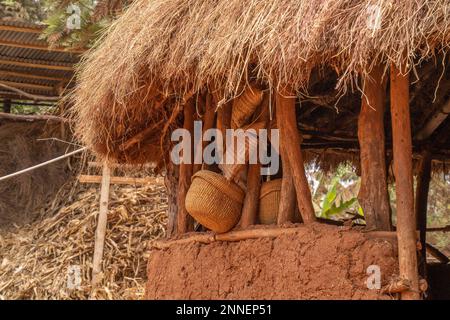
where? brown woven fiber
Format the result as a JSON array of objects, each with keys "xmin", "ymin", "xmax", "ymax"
[
  {"xmin": 259, "ymin": 179, "xmax": 282, "ymax": 224},
  {"xmin": 185, "ymin": 170, "xmax": 245, "ymax": 233},
  {"xmin": 231, "ymin": 84, "xmax": 263, "ymax": 129}
]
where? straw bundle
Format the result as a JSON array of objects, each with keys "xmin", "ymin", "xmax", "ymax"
[
  {"xmin": 0, "ymin": 181, "xmax": 167, "ymax": 300},
  {"xmin": 185, "ymin": 170, "xmax": 245, "ymax": 233}
]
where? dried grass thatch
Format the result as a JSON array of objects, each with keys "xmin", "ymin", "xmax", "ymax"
[
  {"xmin": 0, "ymin": 181, "xmax": 167, "ymax": 300},
  {"xmin": 72, "ymin": 0, "xmax": 450, "ymax": 164}
]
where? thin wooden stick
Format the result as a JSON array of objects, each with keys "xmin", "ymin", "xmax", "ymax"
[
  {"xmin": 78, "ymin": 175, "xmax": 164, "ymax": 185},
  {"xmin": 0, "ymin": 112, "xmax": 67, "ymax": 122},
  {"xmin": 358, "ymin": 65, "xmax": 391, "ymax": 231},
  {"xmin": 276, "ymin": 89, "xmax": 316, "ymax": 224},
  {"xmin": 91, "ymin": 164, "xmax": 111, "ymax": 287},
  {"xmin": 390, "ymin": 62, "xmax": 420, "ymax": 300}
]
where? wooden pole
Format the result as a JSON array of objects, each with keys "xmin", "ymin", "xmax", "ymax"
[
  {"xmin": 91, "ymin": 164, "xmax": 111, "ymax": 287},
  {"xmin": 390, "ymin": 63, "xmax": 420, "ymax": 300},
  {"xmin": 194, "ymin": 93, "xmax": 216, "ymax": 173},
  {"xmin": 240, "ymin": 163, "xmax": 262, "ymax": 227},
  {"xmin": 276, "ymin": 101, "xmax": 297, "ymax": 224},
  {"xmin": 415, "ymin": 149, "xmax": 432, "ymax": 278},
  {"xmin": 275, "ymin": 89, "xmax": 316, "ymax": 224},
  {"xmin": 177, "ymin": 99, "xmax": 195, "ymax": 234},
  {"xmin": 240, "ymin": 92, "xmax": 271, "ymax": 227},
  {"xmin": 357, "ymin": 65, "xmax": 391, "ymax": 231},
  {"xmin": 165, "ymin": 161, "xmax": 179, "ymax": 237}
]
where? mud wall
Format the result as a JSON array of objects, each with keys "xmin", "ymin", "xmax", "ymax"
[{"xmin": 146, "ymin": 224, "xmax": 399, "ymax": 300}]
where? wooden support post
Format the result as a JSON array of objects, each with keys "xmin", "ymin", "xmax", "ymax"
[
  {"xmin": 240, "ymin": 92, "xmax": 270, "ymax": 228},
  {"xmin": 276, "ymin": 90, "xmax": 316, "ymax": 224},
  {"xmin": 240, "ymin": 163, "xmax": 262, "ymax": 227},
  {"xmin": 415, "ymin": 149, "xmax": 432, "ymax": 278},
  {"xmin": 91, "ymin": 164, "xmax": 111, "ymax": 287},
  {"xmin": 276, "ymin": 102, "xmax": 297, "ymax": 224},
  {"xmin": 177, "ymin": 99, "xmax": 195, "ymax": 234},
  {"xmin": 3, "ymin": 99, "xmax": 11, "ymax": 113},
  {"xmin": 390, "ymin": 63, "xmax": 420, "ymax": 300},
  {"xmin": 358, "ymin": 65, "xmax": 391, "ymax": 231}
]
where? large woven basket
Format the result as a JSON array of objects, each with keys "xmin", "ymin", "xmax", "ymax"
[
  {"xmin": 231, "ymin": 85, "xmax": 263, "ymax": 129},
  {"xmin": 185, "ymin": 170, "xmax": 245, "ymax": 233},
  {"xmin": 259, "ymin": 179, "xmax": 282, "ymax": 224}
]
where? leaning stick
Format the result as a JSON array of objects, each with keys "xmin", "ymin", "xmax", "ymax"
[{"xmin": 91, "ymin": 164, "xmax": 111, "ymax": 288}]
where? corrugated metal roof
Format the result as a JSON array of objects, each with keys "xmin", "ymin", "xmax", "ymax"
[{"xmin": 0, "ymin": 20, "xmax": 82, "ymax": 101}]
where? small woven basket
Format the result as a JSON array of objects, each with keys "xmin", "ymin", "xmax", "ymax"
[
  {"xmin": 231, "ymin": 85, "xmax": 263, "ymax": 129},
  {"xmin": 258, "ymin": 179, "xmax": 282, "ymax": 224},
  {"xmin": 185, "ymin": 170, "xmax": 245, "ymax": 233}
]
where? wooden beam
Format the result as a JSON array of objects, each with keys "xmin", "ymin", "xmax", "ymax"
[
  {"xmin": 426, "ymin": 243, "xmax": 450, "ymax": 264},
  {"xmin": 390, "ymin": 62, "xmax": 420, "ymax": 300},
  {"xmin": 276, "ymin": 89, "xmax": 316, "ymax": 224},
  {"xmin": 0, "ymin": 70, "xmax": 67, "ymax": 82},
  {"xmin": 415, "ymin": 99, "xmax": 450, "ymax": 140},
  {"xmin": 0, "ymin": 25, "xmax": 43, "ymax": 34},
  {"xmin": 0, "ymin": 82, "xmax": 59, "ymax": 101},
  {"xmin": 0, "ymin": 58, "xmax": 73, "ymax": 71},
  {"xmin": 0, "ymin": 80, "xmax": 54, "ymax": 91},
  {"xmin": 357, "ymin": 65, "xmax": 391, "ymax": 231},
  {"xmin": 0, "ymin": 39, "xmax": 84, "ymax": 54},
  {"xmin": 0, "ymin": 112, "xmax": 66, "ymax": 122},
  {"xmin": 78, "ymin": 175, "xmax": 163, "ymax": 185},
  {"xmin": 177, "ymin": 99, "xmax": 195, "ymax": 234},
  {"xmin": 415, "ymin": 149, "xmax": 432, "ymax": 278}
]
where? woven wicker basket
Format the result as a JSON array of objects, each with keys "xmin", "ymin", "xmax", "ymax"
[
  {"xmin": 259, "ymin": 179, "xmax": 282, "ymax": 224},
  {"xmin": 231, "ymin": 85, "xmax": 263, "ymax": 129},
  {"xmin": 185, "ymin": 170, "xmax": 245, "ymax": 233}
]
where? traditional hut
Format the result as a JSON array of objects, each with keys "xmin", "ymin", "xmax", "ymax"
[{"xmin": 71, "ymin": 0, "xmax": 450, "ymax": 300}]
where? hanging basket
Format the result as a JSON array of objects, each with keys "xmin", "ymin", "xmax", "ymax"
[
  {"xmin": 231, "ymin": 84, "xmax": 263, "ymax": 129},
  {"xmin": 258, "ymin": 179, "xmax": 282, "ymax": 224},
  {"xmin": 185, "ymin": 170, "xmax": 245, "ymax": 233}
]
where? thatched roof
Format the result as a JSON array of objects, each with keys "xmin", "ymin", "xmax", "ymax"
[{"xmin": 71, "ymin": 0, "xmax": 450, "ymax": 165}]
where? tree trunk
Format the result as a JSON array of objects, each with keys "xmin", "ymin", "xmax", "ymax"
[
  {"xmin": 358, "ymin": 65, "xmax": 391, "ymax": 231},
  {"xmin": 275, "ymin": 90, "xmax": 316, "ymax": 224},
  {"xmin": 276, "ymin": 118, "xmax": 297, "ymax": 224},
  {"xmin": 390, "ymin": 63, "xmax": 420, "ymax": 300}
]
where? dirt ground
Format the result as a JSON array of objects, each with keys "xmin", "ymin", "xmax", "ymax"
[{"xmin": 146, "ymin": 223, "xmax": 399, "ymax": 300}]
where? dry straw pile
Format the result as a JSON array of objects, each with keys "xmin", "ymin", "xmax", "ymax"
[
  {"xmin": 71, "ymin": 0, "xmax": 449, "ymax": 164},
  {"xmin": 0, "ymin": 182, "xmax": 167, "ymax": 300}
]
